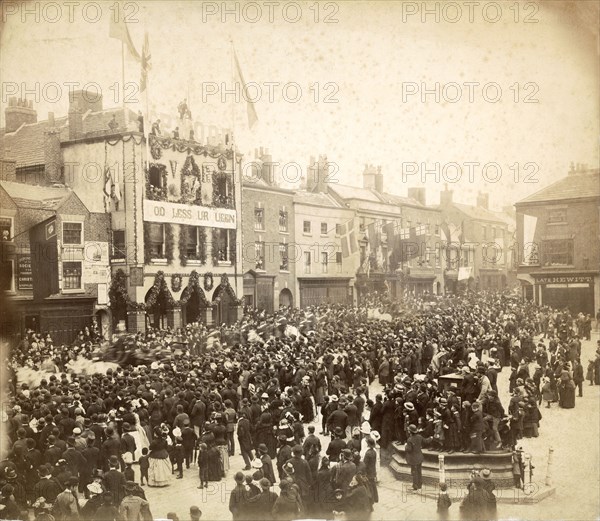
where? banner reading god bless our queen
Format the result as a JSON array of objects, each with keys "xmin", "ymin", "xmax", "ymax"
[{"xmin": 143, "ymin": 200, "xmax": 237, "ymax": 229}]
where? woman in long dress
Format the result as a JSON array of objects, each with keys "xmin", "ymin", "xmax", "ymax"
[
  {"xmin": 147, "ymin": 428, "xmax": 172, "ymax": 487},
  {"xmin": 212, "ymin": 414, "xmax": 229, "ymax": 476},
  {"xmin": 130, "ymin": 409, "xmax": 150, "ymax": 462}
]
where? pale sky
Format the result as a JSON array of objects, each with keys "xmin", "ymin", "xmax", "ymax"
[{"xmin": 1, "ymin": 0, "xmax": 598, "ymax": 210}]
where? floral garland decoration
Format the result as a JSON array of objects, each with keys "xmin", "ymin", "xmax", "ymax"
[
  {"xmin": 165, "ymin": 224, "xmax": 174, "ymax": 264},
  {"xmin": 143, "ymin": 222, "xmax": 152, "ymax": 264},
  {"xmin": 109, "ymin": 269, "xmax": 146, "ymax": 311},
  {"xmin": 204, "ymin": 272, "xmax": 214, "ymax": 291},
  {"xmin": 150, "ymin": 134, "xmax": 234, "ymax": 159},
  {"xmin": 179, "ymin": 224, "xmax": 189, "ymax": 266}
]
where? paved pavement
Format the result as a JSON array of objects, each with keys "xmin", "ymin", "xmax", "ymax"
[{"xmin": 135, "ymin": 332, "xmax": 600, "ymax": 520}]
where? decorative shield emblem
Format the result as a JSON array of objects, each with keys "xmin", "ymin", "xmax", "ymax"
[
  {"xmin": 217, "ymin": 156, "xmax": 227, "ymax": 171},
  {"xmin": 172, "ymin": 274, "xmax": 182, "ymax": 293}
]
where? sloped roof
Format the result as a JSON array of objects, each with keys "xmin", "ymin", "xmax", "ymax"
[
  {"xmin": 379, "ymin": 192, "xmax": 434, "ymax": 210},
  {"xmin": 0, "ymin": 180, "xmax": 72, "ymax": 210},
  {"xmin": 1, "ymin": 117, "xmax": 69, "ymax": 167},
  {"xmin": 516, "ymin": 170, "xmax": 600, "ymax": 205},
  {"xmin": 451, "ymin": 203, "xmax": 506, "ymax": 224},
  {"xmin": 293, "ymin": 190, "xmax": 341, "ymax": 208},
  {"xmin": 1, "ymin": 107, "xmax": 138, "ymax": 167},
  {"xmin": 81, "ymin": 107, "xmax": 138, "ymax": 135},
  {"xmin": 242, "ymin": 178, "xmax": 295, "ymax": 194},
  {"xmin": 329, "ymin": 184, "xmax": 383, "ymax": 203}
]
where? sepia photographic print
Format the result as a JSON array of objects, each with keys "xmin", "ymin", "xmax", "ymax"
[{"xmin": 0, "ymin": 1, "xmax": 599, "ymax": 520}]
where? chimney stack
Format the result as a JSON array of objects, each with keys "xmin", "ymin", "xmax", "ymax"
[
  {"xmin": 260, "ymin": 148, "xmax": 275, "ymax": 186},
  {"xmin": 407, "ymin": 187, "xmax": 426, "ymax": 206},
  {"xmin": 68, "ymin": 89, "xmax": 103, "ymax": 114},
  {"xmin": 4, "ymin": 97, "xmax": 37, "ymax": 133},
  {"xmin": 440, "ymin": 183, "xmax": 453, "ymax": 206},
  {"xmin": 306, "ymin": 155, "xmax": 329, "ymax": 193},
  {"xmin": 68, "ymin": 105, "xmax": 83, "ymax": 140},
  {"xmin": 374, "ymin": 165, "xmax": 383, "ymax": 193},
  {"xmin": 476, "ymin": 192, "xmax": 489, "ymax": 210}
]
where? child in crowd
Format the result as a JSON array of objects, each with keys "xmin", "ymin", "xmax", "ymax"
[
  {"xmin": 197, "ymin": 443, "xmax": 209, "ymax": 489},
  {"xmin": 123, "ymin": 453, "xmax": 135, "ymax": 483},
  {"xmin": 436, "ymin": 482, "xmax": 452, "ymax": 520},
  {"xmin": 139, "ymin": 448, "xmax": 149, "ymax": 486}
]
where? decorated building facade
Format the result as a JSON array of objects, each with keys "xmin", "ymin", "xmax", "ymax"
[
  {"xmin": 516, "ymin": 164, "xmax": 600, "ymax": 315},
  {"xmin": 1, "ymin": 91, "xmax": 245, "ymax": 340}
]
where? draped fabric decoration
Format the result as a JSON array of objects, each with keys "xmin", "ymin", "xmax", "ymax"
[
  {"xmin": 149, "ymin": 134, "xmax": 234, "ymax": 159},
  {"xmin": 145, "ymin": 271, "xmax": 178, "ymax": 308},
  {"xmin": 109, "ymin": 269, "xmax": 145, "ymax": 311},
  {"xmin": 179, "ymin": 271, "xmax": 211, "ymax": 307},
  {"xmin": 213, "ymin": 273, "xmax": 243, "ymax": 306}
]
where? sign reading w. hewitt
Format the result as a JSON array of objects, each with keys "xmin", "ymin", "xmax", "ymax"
[{"xmin": 143, "ymin": 200, "xmax": 237, "ymax": 229}]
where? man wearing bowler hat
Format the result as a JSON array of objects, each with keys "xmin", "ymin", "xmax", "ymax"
[{"xmin": 404, "ymin": 424, "xmax": 431, "ymax": 491}]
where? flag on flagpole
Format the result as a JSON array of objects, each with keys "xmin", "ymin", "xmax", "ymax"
[
  {"xmin": 103, "ymin": 167, "xmax": 112, "ymax": 213},
  {"xmin": 233, "ymin": 49, "xmax": 259, "ymax": 129},
  {"xmin": 112, "ymin": 170, "xmax": 122, "ymax": 203},
  {"xmin": 383, "ymin": 221, "xmax": 396, "ymax": 241},
  {"xmin": 367, "ymin": 220, "xmax": 380, "ymax": 251},
  {"xmin": 109, "ymin": 16, "xmax": 141, "ymax": 61},
  {"xmin": 340, "ymin": 218, "xmax": 358, "ymax": 258},
  {"xmin": 140, "ymin": 32, "xmax": 151, "ymax": 92}
]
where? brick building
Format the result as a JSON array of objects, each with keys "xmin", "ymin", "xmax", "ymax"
[
  {"xmin": 329, "ymin": 166, "xmax": 444, "ymax": 299},
  {"xmin": 293, "ymin": 156, "xmax": 356, "ymax": 307},
  {"xmin": 0, "ymin": 179, "xmax": 110, "ymax": 344},
  {"xmin": 437, "ymin": 186, "xmax": 513, "ymax": 294},
  {"xmin": 1, "ymin": 91, "xmax": 245, "ymax": 336},
  {"xmin": 241, "ymin": 149, "xmax": 296, "ymax": 312},
  {"xmin": 516, "ymin": 165, "xmax": 600, "ymax": 315}
]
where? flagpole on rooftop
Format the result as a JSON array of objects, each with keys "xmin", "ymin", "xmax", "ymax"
[
  {"xmin": 230, "ymin": 37, "xmax": 239, "ymax": 297},
  {"xmin": 121, "ymin": 42, "xmax": 129, "ymax": 127}
]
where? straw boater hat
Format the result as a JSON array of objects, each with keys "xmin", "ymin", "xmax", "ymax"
[
  {"xmin": 370, "ymin": 430, "xmax": 381, "ymax": 441},
  {"xmin": 251, "ymin": 458, "xmax": 263, "ymax": 469}
]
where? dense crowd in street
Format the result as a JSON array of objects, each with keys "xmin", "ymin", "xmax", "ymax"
[{"xmin": 2, "ymin": 291, "xmax": 600, "ymax": 521}]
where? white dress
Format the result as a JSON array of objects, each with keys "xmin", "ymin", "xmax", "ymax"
[{"xmin": 130, "ymin": 412, "xmax": 150, "ymax": 461}]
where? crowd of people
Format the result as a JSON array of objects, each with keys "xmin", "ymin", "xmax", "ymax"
[{"xmin": 1, "ymin": 291, "xmax": 598, "ymax": 520}]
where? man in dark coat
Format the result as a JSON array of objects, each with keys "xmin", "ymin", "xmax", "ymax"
[
  {"xmin": 181, "ymin": 419, "xmax": 198, "ymax": 469},
  {"xmin": 32, "ymin": 464, "xmax": 62, "ymax": 503},
  {"xmin": 285, "ymin": 445, "xmax": 312, "ymax": 502},
  {"xmin": 369, "ymin": 394, "xmax": 384, "ymax": 434},
  {"xmin": 332, "ymin": 448, "xmax": 356, "ymax": 494},
  {"xmin": 43, "ymin": 435, "xmax": 63, "ymax": 466},
  {"xmin": 190, "ymin": 395, "xmax": 207, "ymax": 437},
  {"xmin": 404, "ymin": 424, "xmax": 428, "ymax": 491},
  {"xmin": 101, "ymin": 428, "xmax": 121, "ymax": 471},
  {"xmin": 302, "ymin": 426, "xmax": 321, "ymax": 458},
  {"xmin": 258, "ymin": 444, "xmax": 276, "ymax": 486},
  {"xmin": 326, "ymin": 401, "xmax": 348, "ymax": 435},
  {"xmin": 62, "ymin": 437, "xmax": 87, "ymax": 483},
  {"xmin": 229, "ymin": 471, "xmax": 249, "ymax": 521},
  {"xmin": 248, "ymin": 478, "xmax": 278, "ymax": 520},
  {"xmin": 120, "ymin": 423, "xmax": 137, "ymax": 464},
  {"xmin": 102, "ymin": 456, "xmax": 126, "ymax": 507},
  {"xmin": 276, "ymin": 436, "xmax": 293, "ymax": 482},
  {"xmin": 326, "ymin": 427, "xmax": 347, "ymax": 463},
  {"xmin": 237, "ymin": 413, "xmax": 254, "ymax": 470}
]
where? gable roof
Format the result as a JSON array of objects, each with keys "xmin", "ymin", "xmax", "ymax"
[
  {"xmin": 328, "ymin": 184, "xmax": 383, "ymax": 203},
  {"xmin": 378, "ymin": 192, "xmax": 435, "ymax": 210},
  {"xmin": 0, "ymin": 107, "xmax": 138, "ymax": 168},
  {"xmin": 293, "ymin": 190, "xmax": 341, "ymax": 208},
  {"xmin": 452, "ymin": 203, "xmax": 507, "ymax": 224},
  {"xmin": 1, "ymin": 117, "xmax": 69, "ymax": 168},
  {"xmin": 0, "ymin": 180, "xmax": 73, "ymax": 210},
  {"xmin": 516, "ymin": 170, "xmax": 600, "ymax": 205}
]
